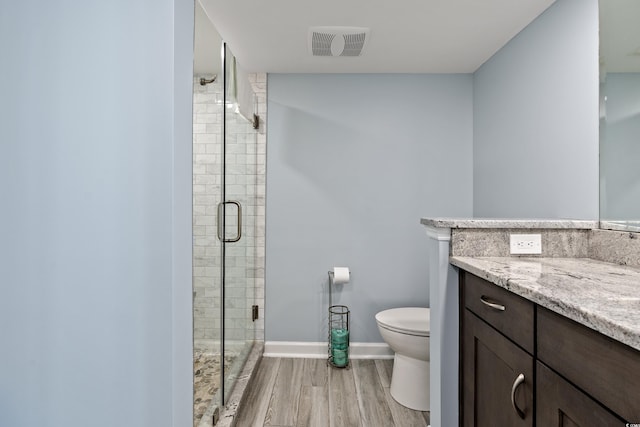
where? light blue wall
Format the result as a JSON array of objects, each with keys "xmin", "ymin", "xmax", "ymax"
[
  {"xmin": 601, "ymin": 73, "xmax": 640, "ymax": 220},
  {"xmin": 0, "ymin": 2, "xmax": 194, "ymax": 426},
  {"xmin": 266, "ymin": 74, "xmax": 474, "ymax": 342},
  {"xmin": 473, "ymin": 0, "xmax": 599, "ymax": 219}
]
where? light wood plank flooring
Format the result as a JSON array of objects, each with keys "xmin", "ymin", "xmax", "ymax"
[{"xmin": 234, "ymin": 358, "xmax": 430, "ymax": 427}]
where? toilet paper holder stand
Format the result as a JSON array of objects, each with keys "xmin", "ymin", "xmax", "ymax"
[{"xmin": 328, "ymin": 270, "xmax": 351, "ymax": 369}]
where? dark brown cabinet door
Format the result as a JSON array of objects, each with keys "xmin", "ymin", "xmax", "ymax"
[
  {"xmin": 537, "ymin": 306, "xmax": 640, "ymax": 422},
  {"xmin": 536, "ymin": 362, "xmax": 625, "ymax": 426},
  {"xmin": 462, "ymin": 309, "xmax": 533, "ymax": 427}
]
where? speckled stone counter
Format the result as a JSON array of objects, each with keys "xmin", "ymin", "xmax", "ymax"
[
  {"xmin": 450, "ymin": 256, "xmax": 640, "ymax": 352},
  {"xmin": 420, "ymin": 218, "xmax": 599, "ymax": 229},
  {"xmin": 600, "ymin": 220, "xmax": 640, "ymax": 233}
]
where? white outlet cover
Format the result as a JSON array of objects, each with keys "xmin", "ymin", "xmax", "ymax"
[{"xmin": 510, "ymin": 234, "xmax": 542, "ymax": 255}]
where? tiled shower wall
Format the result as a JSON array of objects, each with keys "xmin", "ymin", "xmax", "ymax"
[
  {"xmin": 250, "ymin": 73, "xmax": 267, "ymax": 341},
  {"xmin": 192, "ymin": 73, "xmax": 266, "ymax": 346}
]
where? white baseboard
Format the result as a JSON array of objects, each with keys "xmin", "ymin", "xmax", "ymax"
[{"xmin": 263, "ymin": 341, "xmax": 394, "ymax": 359}]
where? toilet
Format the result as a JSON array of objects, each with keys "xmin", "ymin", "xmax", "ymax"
[{"xmin": 375, "ymin": 307, "xmax": 430, "ymax": 411}]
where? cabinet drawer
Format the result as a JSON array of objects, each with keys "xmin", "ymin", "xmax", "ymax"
[
  {"xmin": 463, "ymin": 272, "xmax": 534, "ymax": 353},
  {"xmin": 538, "ymin": 307, "xmax": 640, "ymax": 421}
]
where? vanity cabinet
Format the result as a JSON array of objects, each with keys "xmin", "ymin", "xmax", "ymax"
[
  {"xmin": 460, "ymin": 271, "xmax": 640, "ymax": 427},
  {"xmin": 461, "ymin": 273, "xmax": 534, "ymax": 426}
]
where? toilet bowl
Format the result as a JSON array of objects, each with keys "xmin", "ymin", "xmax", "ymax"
[{"xmin": 375, "ymin": 307, "xmax": 430, "ymax": 411}]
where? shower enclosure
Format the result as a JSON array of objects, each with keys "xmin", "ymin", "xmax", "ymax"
[{"xmin": 192, "ymin": 7, "xmax": 264, "ymax": 424}]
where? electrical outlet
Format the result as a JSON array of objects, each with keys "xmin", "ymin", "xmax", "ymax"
[{"xmin": 510, "ymin": 234, "xmax": 542, "ymax": 255}]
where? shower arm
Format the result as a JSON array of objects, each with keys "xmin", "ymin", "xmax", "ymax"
[{"xmin": 199, "ymin": 75, "xmax": 217, "ymax": 86}]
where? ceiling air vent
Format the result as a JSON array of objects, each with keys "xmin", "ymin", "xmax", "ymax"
[{"xmin": 309, "ymin": 27, "xmax": 370, "ymax": 57}]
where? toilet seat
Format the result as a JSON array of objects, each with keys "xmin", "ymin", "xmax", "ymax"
[{"xmin": 375, "ymin": 307, "xmax": 430, "ymax": 337}]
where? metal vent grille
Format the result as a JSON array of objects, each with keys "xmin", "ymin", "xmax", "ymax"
[
  {"xmin": 341, "ymin": 33, "xmax": 366, "ymax": 56},
  {"xmin": 311, "ymin": 32, "xmax": 336, "ymax": 56},
  {"xmin": 309, "ymin": 27, "xmax": 369, "ymax": 57}
]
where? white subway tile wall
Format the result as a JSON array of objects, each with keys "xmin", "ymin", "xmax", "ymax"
[{"xmin": 192, "ymin": 73, "xmax": 266, "ymax": 344}]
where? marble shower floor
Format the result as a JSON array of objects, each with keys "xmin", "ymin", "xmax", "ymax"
[{"xmin": 193, "ymin": 350, "xmax": 234, "ymax": 427}]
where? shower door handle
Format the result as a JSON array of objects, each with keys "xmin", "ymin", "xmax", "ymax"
[{"xmin": 217, "ymin": 200, "xmax": 242, "ymax": 243}]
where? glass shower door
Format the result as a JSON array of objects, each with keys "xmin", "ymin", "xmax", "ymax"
[
  {"xmin": 220, "ymin": 44, "xmax": 257, "ymax": 404},
  {"xmin": 192, "ymin": 30, "xmax": 224, "ymax": 426}
]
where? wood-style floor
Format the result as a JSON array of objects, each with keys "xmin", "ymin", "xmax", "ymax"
[{"xmin": 234, "ymin": 358, "xmax": 430, "ymax": 427}]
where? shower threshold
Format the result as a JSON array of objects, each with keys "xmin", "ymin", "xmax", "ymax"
[{"xmin": 196, "ymin": 341, "xmax": 263, "ymax": 427}]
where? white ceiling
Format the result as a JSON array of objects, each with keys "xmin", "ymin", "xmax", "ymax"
[{"xmin": 196, "ymin": 0, "xmax": 556, "ymax": 74}]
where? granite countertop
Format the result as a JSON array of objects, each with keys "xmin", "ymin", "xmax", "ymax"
[
  {"xmin": 450, "ymin": 256, "xmax": 640, "ymax": 352},
  {"xmin": 421, "ymin": 218, "xmax": 599, "ymax": 229},
  {"xmin": 600, "ymin": 220, "xmax": 640, "ymax": 233}
]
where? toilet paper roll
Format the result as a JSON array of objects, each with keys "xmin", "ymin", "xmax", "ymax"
[
  {"xmin": 332, "ymin": 267, "xmax": 350, "ymax": 285},
  {"xmin": 332, "ymin": 348, "xmax": 348, "ymax": 367},
  {"xmin": 331, "ymin": 328, "xmax": 349, "ymax": 349},
  {"xmin": 331, "ymin": 328, "xmax": 349, "ymax": 343}
]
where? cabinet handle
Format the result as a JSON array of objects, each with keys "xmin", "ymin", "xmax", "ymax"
[
  {"xmin": 510, "ymin": 373, "xmax": 526, "ymax": 419},
  {"xmin": 479, "ymin": 295, "xmax": 506, "ymax": 311}
]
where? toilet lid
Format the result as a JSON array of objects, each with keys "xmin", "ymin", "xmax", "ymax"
[{"xmin": 375, "ymin": 307, "xmax": 430, "ymax": 337}]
